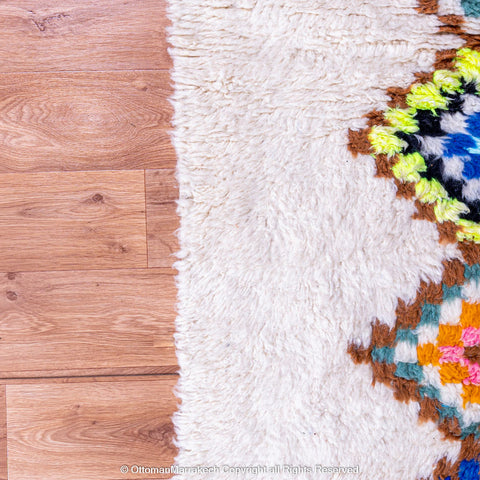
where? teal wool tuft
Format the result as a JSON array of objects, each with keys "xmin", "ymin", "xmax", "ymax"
[{"xmin": 462, "ymin": 0, "xmax": 480, "ymax": 17}]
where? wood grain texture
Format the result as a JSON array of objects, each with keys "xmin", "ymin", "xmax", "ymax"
[
  {"xmin": 0, "ymin": 1, "xmax": 170, "ymax": 72},
  {"xmin": 0, "ymin": 374, "xmax": 178, "ymax": 385},
  {"xmin": 0, "ymin": 1, "xmax": 180, "ymax": 476},
  {"xmin": 0, "ymin": 268, "xmax": 177, "ymax": 377},
  {"xmin": 0, "ymin": 72, "xmax": 174, "ymax": 172},
  {"xmin": 6, "ymin": 379, "xmax": 177, "ymax": 480},
  {"xmin": 146, "ymin": 170, "xmax": 179, "ymax": 268},
  {"xmin": 0, "ymin": 387, "xmax": 6, "ymax": 480},
  {"xmin": 0, "ymin": 170, "xmax": 147, "ymax": 272}
]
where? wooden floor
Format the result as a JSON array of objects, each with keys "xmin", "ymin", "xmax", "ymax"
[{"xmin": 0, "ymin": 2, "xmax": 178, "ymax": 479}]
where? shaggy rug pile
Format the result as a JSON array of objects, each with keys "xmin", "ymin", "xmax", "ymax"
[{"xmin": 168, "ymin": 0, "xmax": 480, "ymax": 478}]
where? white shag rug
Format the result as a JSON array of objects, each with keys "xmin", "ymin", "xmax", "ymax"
[{"xmin": 167, "ymin": 1, "xmax": 480, "ymax": 478}]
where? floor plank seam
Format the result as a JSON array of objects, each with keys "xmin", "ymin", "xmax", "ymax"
[{"xmin": 0, "ymin": 68, "xmax": 172, "ymax": 75}]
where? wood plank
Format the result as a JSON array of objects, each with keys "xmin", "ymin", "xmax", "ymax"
[
  {"xmin": 146, "ymin": 170, "xmax": 179, "ymax": 268},
  {"xmin": 0, "ymin": 268, "xmax": 177, "ymax": 377},
  {"xmin": 0, "ymin": 170, "xmax": 147, "ymax": 271},
  {"xmin": 0, "ymin": 72, "xmax": 175, "ymax": 172},
  {"xmin": 0, "ymin": 374, "xmax": 178, "ymax": 385},
  {"xmin": 6, "ymin": 379, "xmax": 177, "ymax": 480},
  {"xmin": 0, "ymin": 1, "xmax": 170, "ymax": 72},
  {"xmin": 0, "ymin": 387, "xmax": 6, "ymax": 480},
  {"xmin": 0, "ymin": 366, "xmax": 177, "ymax": 379}
]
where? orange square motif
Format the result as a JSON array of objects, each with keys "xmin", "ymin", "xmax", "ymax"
[
  {"xmin": 437, "ymin": 324, "xmax": 463, "ymax": 347},
  {"xmin": 439, "ymin": 362, "xmax": 469, "ymax": 384},
  {"xmin": 460, "ymin": 301, "xmax": 480, "ymax": 329},
  {"xmin": 417, "ymin": 343, "xmax": 441, "ymax": 366},
  {"xmin": 463, "ymin": 384, "xmax": 480, "ymax": 406}
]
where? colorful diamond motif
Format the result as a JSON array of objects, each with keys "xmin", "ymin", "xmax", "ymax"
[
  {"xmin": 368, "ymin": 48, "xmax": 480, "ymax": 243},
  {"xmin": 417, "ymin": 301, "xmax": 480, "ymax": 407},
  {"xmin": 346, "ymin": 8, "xmax": 480, "ymax": 478},
  {"xmin": 373, "ymin": 269, "xmax": 480, "ymax": 439}
]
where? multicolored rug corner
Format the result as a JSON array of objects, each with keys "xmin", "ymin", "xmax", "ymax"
[{"xmin": 169, "ymin": 0, "xmax": 480, "ymax": 478}]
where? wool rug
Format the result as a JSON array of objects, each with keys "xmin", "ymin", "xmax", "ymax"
[{"xmin": 168, "ymin": 1, "xmax": 480, "ymax": 478}]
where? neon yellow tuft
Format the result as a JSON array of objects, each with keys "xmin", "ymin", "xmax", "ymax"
[
  {"xmin": 434, "ymin": 198, "xmax": 469, "ymax": 223},
  {"xmin": 455, "ymin": 48, "xmax": 480, "ymax": 84},
  {"xmin": 392, "ymin": 152, "xmax": 426, "ymax": 183},
  {"xmin": 368, "ymin": 125, "xmax": 405, "ymax": 157},
  {"xmin": 432, "ymin": 70, "xmax": 463, "ymax": 94},
  {"xmin": 384, "ymin": 108, "xmax": 419, "ymax": 134},
  {"xmin": 457, "ymin": 219, "xmax": 480, "ymax": 243},
  {"xmin": 415, "ymin": 178, "xmax": 448, "ymax": 204},
  {"xmin": 406, "ymin": 83, "xmax": 448, "ymax": 112}
]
